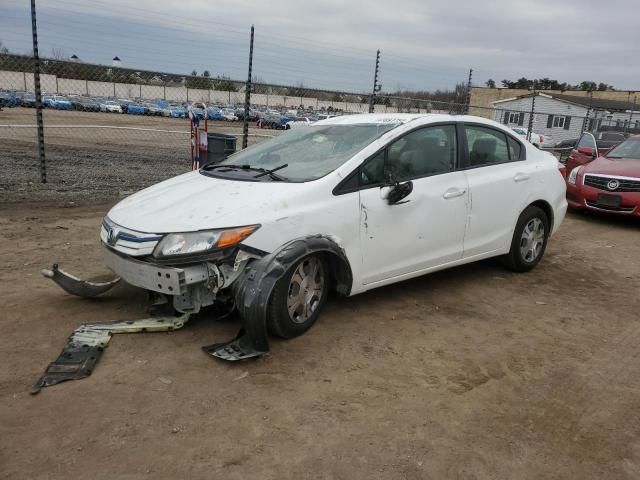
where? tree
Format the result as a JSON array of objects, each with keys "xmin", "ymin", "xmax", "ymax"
[
  {"xmin": 0, "ymin": 40, "xmax": 9, "ymax": 54},
  {"xmin": 213, "ymin": 75, "xmax": 237, "ymax": 92},
  {"xmin": 579, "ymin": 81, "xmax": 597, "ymax": 92},
  {"xmin": 202, "ymin": 70, "xmax": 210, "ymax": 78},
  {"xmin": 190, "ymin": 69, "xmax": 197, "ymax": 76},
  {"xmin": 485, "ymin": 79, "xmax": 496, "ymax": 88}
]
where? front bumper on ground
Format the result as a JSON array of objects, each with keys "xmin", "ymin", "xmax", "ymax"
[
  {"xmin": 102, "ymin": 245, "xmax": 209, "ymax": 295},
  {"xmin": 566, "ymin": 183, "xmax": 640, "ymax": 216}
]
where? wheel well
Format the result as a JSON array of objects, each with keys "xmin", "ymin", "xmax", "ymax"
[
  {"xmin": 320, "ymin": 251, "xmax": 353, "ymax": 297},
  {"xmin": 529, "ymin": 200, "xmax": 553, "ymax": 232}
]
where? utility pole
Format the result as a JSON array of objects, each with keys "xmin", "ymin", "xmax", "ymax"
[
  {"xmin": 627, "ymin": 95, "xmax": 636, "ymax": 134},
  {"xmin": 31, "ymin": 0, "xmax": 46, "ymax": 183},
  {"xmin": 465, "ymin": 68, "xmax": 473, "ymax": 114},
  {"xmin": 242, "ymin": 25, "xmax": 255, "ymax": 149},
  {"xmin": 582, "ymin": 90, "xmax": 593, "ymax": 132},
  {"xmin": 368, "ymin": 49, "xmax": 380, "ymax": 114},
  {"xmin": 526, "ymin": 80, "xmax": 536, "ymax": 142}
]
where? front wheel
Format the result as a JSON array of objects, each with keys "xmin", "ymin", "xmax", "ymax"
[
  {"xmin": 502, "ymin": 206, "xmax": 549, "ymax": 272},
  {"xmin": 266, "ymin": 254, "xmax": 329, "ymax": 339}
]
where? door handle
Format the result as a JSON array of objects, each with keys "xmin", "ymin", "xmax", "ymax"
[
  {"xmin": 442, "ymin": 188, "xmax": 466, "ymax": 199},
  {"xmin": 514, "ymin": 173, "xmax": 530, "ymax": 183}
]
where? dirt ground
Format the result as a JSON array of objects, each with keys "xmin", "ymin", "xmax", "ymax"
[{"xmin": 0, "ymin": 203, "xmax": 639, "ymax": 479}]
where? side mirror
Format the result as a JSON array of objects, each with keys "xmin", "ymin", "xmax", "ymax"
[
  {"xmin": 577, "ymin": 146, "xmax": 596, "ymax": 158},
  {"xmin": 387, "ymin": 181, "xmax": 413, "ymax": 205}
]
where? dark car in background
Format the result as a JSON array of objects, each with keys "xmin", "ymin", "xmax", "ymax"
[
  {"xmin": 143, "ymin": 102, "xmax": 163, "ymax": 116},
  {"xmin": 71, "ymin": 96, "xmax": 101, "ymax": 112},
  {"xmin": 20, "ymin": 93, "xmax": 37, "ymax": 108},
  {"xmin": 0, "ymin": 91, "xmax": 20, "ymax": 108},
  {"xmin": 566, "ymin": 131, "xmax": 627, "ymax": 174}
]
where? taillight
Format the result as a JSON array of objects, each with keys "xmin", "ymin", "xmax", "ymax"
[{"xmin": 540, "ymin": 135, "xmax": 544, "ymax": 143}]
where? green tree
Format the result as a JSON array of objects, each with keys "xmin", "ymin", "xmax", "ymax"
[
  {"xmin": 485, "ymin": 79, "xmax": 496, "ymax": 88},
  {"xmin": 213, "ymin": 75, "xmax": 237, "ymax": 92},
  {"xmin": 202, "ymin": 70, "xmax": 210, "ymax": 78}
]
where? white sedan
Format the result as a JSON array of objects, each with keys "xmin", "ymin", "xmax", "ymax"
[
  {"xmin": 511, "ymin": 127, "xmax": 553, "ymax": 149},
  {"xmin": 52, "ymin": 114, "xmax": 567, "ymax": 360},
  {"xmin": 100, "ymin": 100, "xmax": 123, "ymax": 113}
]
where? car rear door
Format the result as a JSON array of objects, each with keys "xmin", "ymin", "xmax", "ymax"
[
  {"xmin": 461, "ymin": 123, "xmax": 535, "ymax": 258},
  {"xmin": 354, "ymin": 124, "xmax": 469, "ymax": 285}
]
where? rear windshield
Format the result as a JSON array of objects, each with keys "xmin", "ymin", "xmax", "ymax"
[{"xmin": 216, "ymin": 123, "xmax": 399, "ymax": 181}]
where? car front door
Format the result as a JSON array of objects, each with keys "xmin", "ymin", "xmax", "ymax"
[
  {"xmin": 355, "ymin": 124, "xmax": 469, "ymax": 285},
  {"xmin": 567, "ymin": 132, "xmax": 597, "ymax": 174},
  {"xmin": 461, "ymin": 123, "xmax": 535, "ymax": 258}
]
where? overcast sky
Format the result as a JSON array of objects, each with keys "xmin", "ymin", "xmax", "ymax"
[{"xmin": 1, "ymin": 0, "xmax": 638, "ymax": 93}]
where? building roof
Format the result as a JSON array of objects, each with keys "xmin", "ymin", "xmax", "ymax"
[{"xmin": 493, "ymin": 92, "xmax": 639, "ymax": 112}]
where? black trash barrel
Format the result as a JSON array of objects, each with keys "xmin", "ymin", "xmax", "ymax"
[{"xmin": 207, "ymin": 133, "xmax": 237, "ymax": 164}]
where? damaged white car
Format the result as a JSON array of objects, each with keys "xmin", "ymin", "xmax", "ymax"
[{"xmin": 45, "ymin": 113, "xmax": 567, "ymax": 362}]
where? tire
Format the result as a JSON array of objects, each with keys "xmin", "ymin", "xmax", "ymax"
[
  {"xmin": 266, "ymin": 254, "xmax": 329, "ymax": 339},
  {"xmin": 502, "ymin": 206, "xmax": 549, "ymax": 272}
]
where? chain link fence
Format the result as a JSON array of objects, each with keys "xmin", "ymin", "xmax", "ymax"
[{"xmin": 2, "ymin": 2, "xmax": 637, "ymax": 204}]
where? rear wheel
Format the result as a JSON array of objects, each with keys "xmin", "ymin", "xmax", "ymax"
[
  {"xmin": 502, "ymin": 206, "xmax": 549, "ymax": 272},
  {"xmin": 266, "ymin": 254, "xmax": 328, "ymax": 339}
]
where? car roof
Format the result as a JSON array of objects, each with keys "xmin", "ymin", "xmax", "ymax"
[{"xmin": 316, "ymin": 113, "xmax": 506, "ymax": 128}]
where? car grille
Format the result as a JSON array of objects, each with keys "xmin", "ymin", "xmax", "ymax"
[
  {"xmin": 585, "ymin": 200, "xmax": 636, "ymax": 213},
  {"xmin": 101, "ymin": 218, "xmax": 162, "ymax": 257},
  {"xmin": 583, "ymin": 174, "xmax": 640, "ymax": 192}
]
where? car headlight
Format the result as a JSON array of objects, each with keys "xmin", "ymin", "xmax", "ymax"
[
  {"xmin": 567, "ymin": 166, "xmax": 582, "ymax": 186},
  {"xmin": 153, "ymin": 225, "xmax": 259, "ymax": 258}
]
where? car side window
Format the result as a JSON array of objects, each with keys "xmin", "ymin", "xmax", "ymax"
[
  {"xmin": 576, "ymin": 133, "xmax": 596, "ymax": 150},
  {"xmin": 386, "ymin": 125, "xmax": 457, "ymax": 181},
  {"xmin": 507, "ymin": 136, "xmax": 522, "ymax": 161},
  {"xmin": 464, "ymin": 126, "xmax": 510, "ymax": 166},
  {"xmin": 360, "ymin": 149, "xmax": 385, "ymax": 186}
]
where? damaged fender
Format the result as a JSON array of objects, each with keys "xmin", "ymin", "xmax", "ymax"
[
  {"xmin": 203, "ymin": 235, "xmax": 352, "ymax": 361},
  {"xmin": 41, "ymin": 263, "xmax": 120, "ymax": 298}
]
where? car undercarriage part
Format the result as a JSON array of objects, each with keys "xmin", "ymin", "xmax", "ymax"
[
  {"xmin": 31, "ymin": 313, "xmax": 190, "ymax": 394},
  {"xmin": 203, "ymin": 235, "xmax": 352, "ymax": 361},
  {"xmin": 41, "ymin": 263, "xmax": 120, "ymax": 298}
]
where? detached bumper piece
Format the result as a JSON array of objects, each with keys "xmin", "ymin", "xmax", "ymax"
[
  {"xmin": 31, "ymin": 314, "xmax": 190, "ymax": 394},
  {"xmin": 41, "ymin": 263, "xmax": 120, "ymax": 298}
]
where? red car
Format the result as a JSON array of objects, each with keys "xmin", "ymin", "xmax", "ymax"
[
  {"xmin": 566, "ymin": 135, "xmax": 640, "ymax": 216},
  {"xmin": 565, "ymin": 131, "xmax": 626, "ymax": 175}
]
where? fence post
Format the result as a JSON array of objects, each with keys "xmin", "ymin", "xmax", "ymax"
[
  {"xmin": 23, "ymin": 71, "xmax": 27, "ymax": 91},
  {"xmin": 30, "ymin": 0, "xmax": 46, "ymax": 183},
  {"xmin": 627, "ymin": 96, "xmax": 636, "ymax": 133},
  {"xmin": 242, "ymin": 25, "xmax": 254, "ymax": 149},
  {"xmin": 186, "ymin": 87, "xmax": 189, "ymax": 102},
  {"xmin": 163, "ymin": 85, "xmax": 166, "ymax": 100},
  {"xmin": 582, "ymin": 90, "xmax": 593, "ymax": 132},
  {"xmin": 526, "ymin": 81, "xmax": 536, "ymax": 142},
  {"xmin": 368, "ymin": 49, "xmax": 380, "ymax": 113},
  {"xmin": 464, "ymin": 68, "xmax": 473, "ymax": 114}
]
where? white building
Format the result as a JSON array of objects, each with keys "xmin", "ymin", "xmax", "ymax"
[{"xmin": 492, "ymin": 92, "xmax": 640, "ymax": 144}]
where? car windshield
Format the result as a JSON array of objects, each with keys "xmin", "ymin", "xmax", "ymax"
[
  {"xmin": 606, "ymin": 139, "xmax": 640, "ymax": 159},
  {"xmin": 216, "ymin": 123, "xmax": 399, "ymax": 181}
]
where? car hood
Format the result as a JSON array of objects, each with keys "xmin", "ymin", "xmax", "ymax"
[
  {"xmin": 107, "ymin": 171, "xmax": 314, "ymax": 233},
  {"xmin": 584, "ymin": 157, "xmax": 640, "ymax": 178}
]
